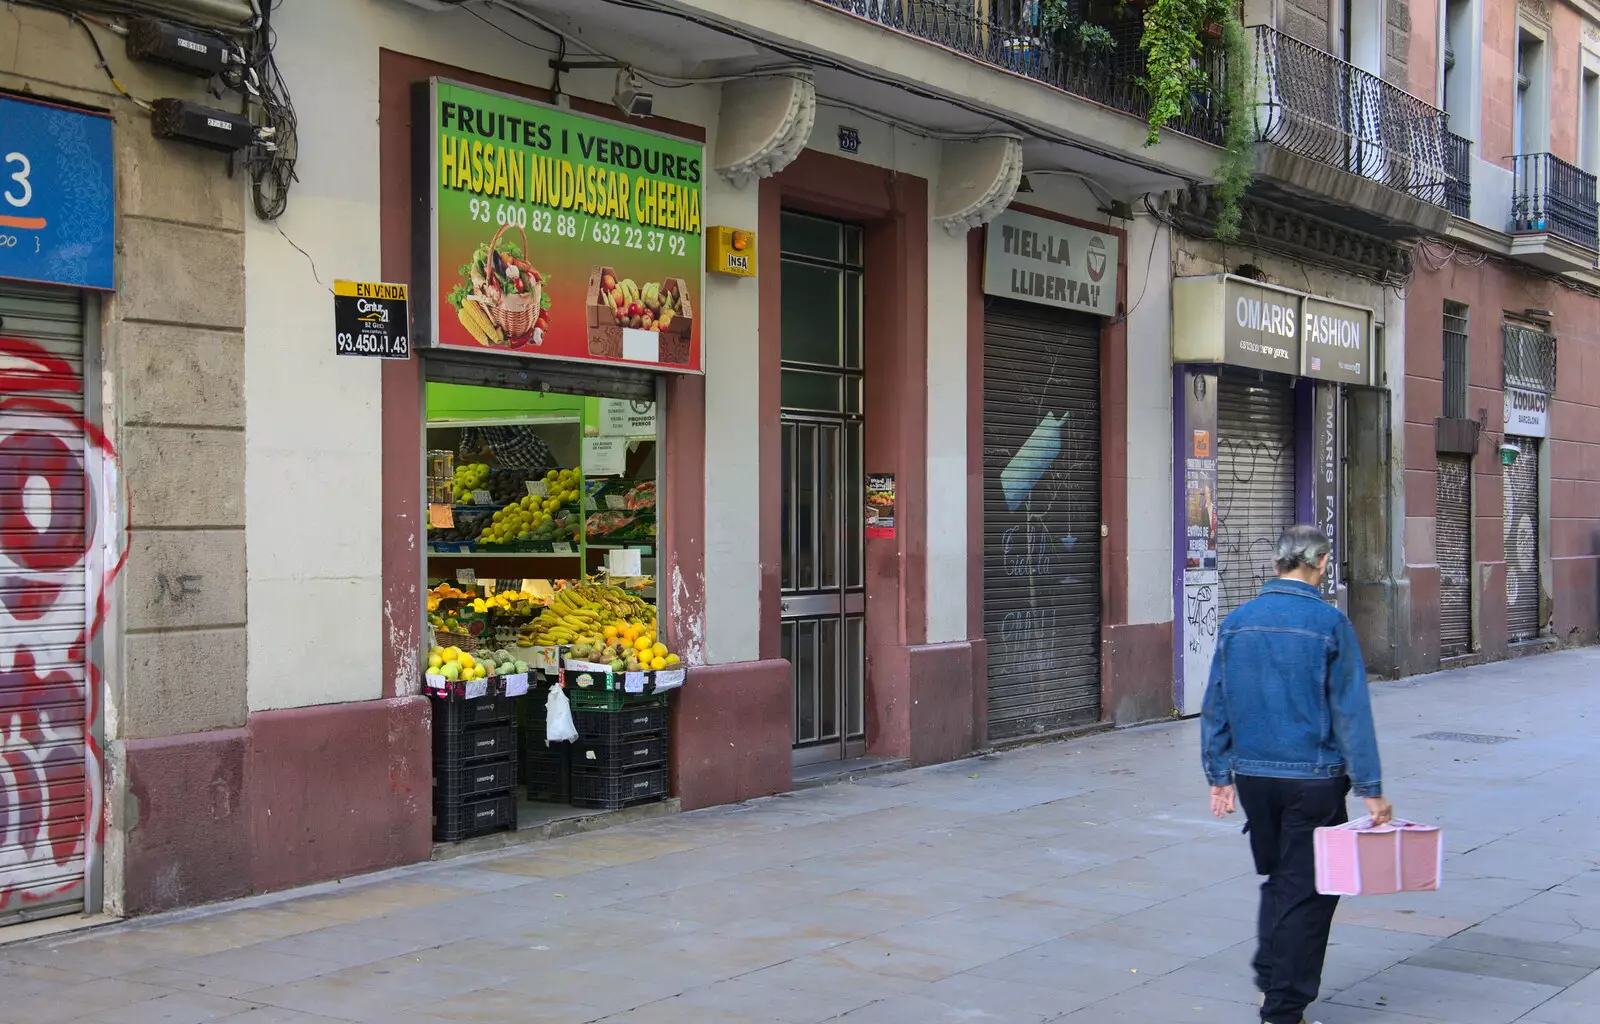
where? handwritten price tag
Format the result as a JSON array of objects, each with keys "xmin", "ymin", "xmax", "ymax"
[{"xmin": 456, "ymin": 568, "xmax": 477, "ymax": 586}]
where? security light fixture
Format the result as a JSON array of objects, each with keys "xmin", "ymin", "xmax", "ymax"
[
  {"xmin": 614, "ymin": 69, "xmax": 654, "ymax": 118},
  {"xmin": 1499, "ymin": 442, "xmax": 1522, "ymax": 466},
  {"xmin": 1016, "ymin": 174, "xmax": 1034, "ymax": 193},
  {"xmin": 547, "ymin": 58, "xmax": 654, "ymax": 118}
]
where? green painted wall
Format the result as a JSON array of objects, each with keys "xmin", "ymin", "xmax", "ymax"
[{"xmin": 425, "ymin": 383, "xmax": 598, "ymax": 427}]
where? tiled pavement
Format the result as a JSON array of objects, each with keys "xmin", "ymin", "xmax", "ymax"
[{"xmin": 5, "ymin": 648, "xmax": 1600, "ymax": 1023}]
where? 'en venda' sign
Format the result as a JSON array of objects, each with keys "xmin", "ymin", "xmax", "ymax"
[{"xmin": 983, "ymin": 209, "xmax": 1119, "ymax": 317}]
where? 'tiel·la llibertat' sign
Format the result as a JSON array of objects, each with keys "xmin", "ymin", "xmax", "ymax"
[{"xmin": 983, "ymin": 209, "xmax": 1119, "ymax": 317}]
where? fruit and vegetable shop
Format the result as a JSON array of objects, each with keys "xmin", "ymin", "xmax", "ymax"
[{"xmin": 413, "ymin": 79, "xmax": 703, "ymax": 841}]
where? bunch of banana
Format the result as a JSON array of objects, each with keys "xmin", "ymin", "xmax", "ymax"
[{"xmin": 519, "ymin": 583, "xmax": 658, "ymax": 647}]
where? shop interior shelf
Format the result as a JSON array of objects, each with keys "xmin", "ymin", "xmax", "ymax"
[{"xmin": 427, "ymin": 550, "xmax": 582, "ymax": 559}]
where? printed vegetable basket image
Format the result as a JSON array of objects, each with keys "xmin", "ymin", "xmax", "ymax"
[
  {"xmin": 585, "ymin": 266, "xmax": 694, "ymax": 364},
  {"xmin": 450, "ymin": 223, "xmax": 552, "ymax": 348}
]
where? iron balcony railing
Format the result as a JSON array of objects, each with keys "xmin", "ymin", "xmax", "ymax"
[
  {"xmin": 819, "ymin": 0, "xmax": 1225, "ymax": 143},
  {"xmin": 1250, "ymin": 25, "xmax": 1447, "ymax": 207},
  {"xmin": 1443, "ymin": 131, "xmax": 1471, "ymax": 218},
  {"xmin": 1511, "ymin": 153, "xmax": 1598, "ymax": 250}
]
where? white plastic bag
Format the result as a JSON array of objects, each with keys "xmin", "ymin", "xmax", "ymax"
[{"xmin": 545, "ymin": 684, "xmax": 577, "ymax": 743}]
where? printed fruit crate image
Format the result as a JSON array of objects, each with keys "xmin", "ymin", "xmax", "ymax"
[{"xmin": 585, "ymin": 267, "xmax": 694, "ymax": 365}]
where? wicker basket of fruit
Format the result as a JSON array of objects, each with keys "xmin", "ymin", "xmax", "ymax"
[{"xmin": 449, "ymin": 225, "xmax": 551, "ymax": 348}]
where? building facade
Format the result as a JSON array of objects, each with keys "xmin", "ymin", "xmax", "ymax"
[
  {"xmin": 3, "ymin": 0, "xmax": 1598, "ymax": 931},
  {"xmin": 1168, "ymin": 0, "xmax": 1443, "ymax": 706},
  {"xmin": 0, "ymin": 0, "xmax": 1222, "ymax": 924},
  {"xmin": 1401, "ymin": 0, "xmax": 1600, "ymax": 671}
]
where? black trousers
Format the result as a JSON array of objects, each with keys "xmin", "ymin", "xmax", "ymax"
[{"xmin": 1235, "ymin": 774, "xmax": 1350, "ymax": 1024}]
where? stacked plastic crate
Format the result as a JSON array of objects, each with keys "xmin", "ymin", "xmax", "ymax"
[
  {"xmin": 567, "ymin": 691, "xmax": 670, "ymax": 809},
  {"xmin": 522, "ymin": 684, "xmax": 670, "ymax": 809},
  {"xmin": 431, "ymin": 689, "xmax": 519, "ymax": 840}
]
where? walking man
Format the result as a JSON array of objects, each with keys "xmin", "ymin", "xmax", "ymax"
[{"xmin": 1201, "ymin": 525, "xmax": 1393, "ymax": 1024}]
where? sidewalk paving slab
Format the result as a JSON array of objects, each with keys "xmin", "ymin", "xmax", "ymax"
[{"xmin": 4, "ymin": 647, "xmax": 1600, "ymax": 1023}]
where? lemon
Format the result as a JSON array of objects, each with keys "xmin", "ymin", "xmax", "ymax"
[
  {"xmin": 664, "ymin": 653, "xmax": 680, "ymax": 666},
  {"xmin": 427, "ymin": 654, "xmax": 443, "ymax": 670}
]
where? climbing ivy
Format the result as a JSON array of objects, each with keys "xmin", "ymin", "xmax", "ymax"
[{"xmin": 1138, "ymin": 0, "xmax": 1254, "ymax": 240}]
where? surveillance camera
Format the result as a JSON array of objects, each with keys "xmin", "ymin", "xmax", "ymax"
[{"xmin": 614, "ymin": 70, "xmax": 654, "ymax": 118}]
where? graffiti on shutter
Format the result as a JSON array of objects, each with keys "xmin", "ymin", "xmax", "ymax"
[
  {"xmin": 982, "ymin": 302, "xmax": 1101, "ymax": 739},
  {"xmin": 1503, "ymin": 438, "xmax": 1540, "ymax": 641},
  {"xmin": 0, "ymin": 285, "xmax": 127, "ymax": 923},
  {"xmin": 1216, "ymin": 372, "xmax": 1297, "ymax": 617},
  {"xmin": 1436, "ymin": 455, "xmax": 1471, "ymax": 657}
]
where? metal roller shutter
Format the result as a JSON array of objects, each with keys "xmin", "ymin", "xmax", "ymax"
[
  {"xmin": 423, "ymin": 350, "xmax": 656, "ymax": 401},
  {"xmin": 1216, "ymin": 371, "xmax": 1297, "ymax": 617},
  {"xmin": 982, "ymin": 300, "xmax": 1101, "ymax": 739},
  {"xmin": 0, "ymin": 284, "xmax": 91, "ymax": 924},
  {"xmin": 1436, "ymin": 454, "xmax": 1472, "ymax": 657},
  {"xmin": 1503, "ymin": 437, "xmax": 1540, "ymax": 641}
]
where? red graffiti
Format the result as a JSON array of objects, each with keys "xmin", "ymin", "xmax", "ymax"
[{"xmin": 0, "ymin": 336, "xmax": 126, "ymax": 915}]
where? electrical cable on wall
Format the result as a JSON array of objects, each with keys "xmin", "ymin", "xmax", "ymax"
[
  {"xmin": 240, "ymin": 0, "xmax": 297, "ymax": 220},
  {"xmin": 8, "ymin": 0, "xmax": 299, "ymax": 220}
]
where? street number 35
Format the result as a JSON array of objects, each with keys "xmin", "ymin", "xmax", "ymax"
[{"xmin": 4, "ymin": 153, "xmax": 32, "ymax": 208}]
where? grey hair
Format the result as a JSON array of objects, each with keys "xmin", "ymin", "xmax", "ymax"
[{"xmin": 1275, "ymin": 525, "xmax": 1331, "ymax": 574}]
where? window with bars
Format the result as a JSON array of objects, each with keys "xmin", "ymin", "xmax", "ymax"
[
  {"xmin": 1503, "ymin": 323, "xmax": 1557, "ymax": 394},
  {"xmin": 1443, "ymin": 302, "xmax": 1469, "ymax": 419}
]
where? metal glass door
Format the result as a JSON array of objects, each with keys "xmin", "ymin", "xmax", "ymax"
[{"xmin": 779, "ymin": 213, "xmax": 865, "ymax": 765}]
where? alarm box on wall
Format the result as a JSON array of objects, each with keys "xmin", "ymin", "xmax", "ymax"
[{"xmin": 706, "ymin": 226, "xmax": 756, "ymax": 277}]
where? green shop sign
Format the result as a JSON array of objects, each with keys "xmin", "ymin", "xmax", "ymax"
[{"xmin": 416, "ymin": 79, "xmax": 704, "ymax": 373}]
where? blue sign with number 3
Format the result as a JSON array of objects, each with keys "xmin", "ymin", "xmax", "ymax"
[{"xmin": 0, "ymin": 95, "xmax": 115, "ymax": 291}]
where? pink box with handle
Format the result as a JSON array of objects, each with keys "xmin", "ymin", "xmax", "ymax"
[{"xmin": 1314, "ymin": 818, "xmax": 1443, "ymax": 896}]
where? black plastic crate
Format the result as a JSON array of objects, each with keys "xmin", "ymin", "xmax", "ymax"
[
  {"xmin": 433, "ymin": 789, "xmax": 517, "ymax": 841},
  {"xmin": 522, "ymin": 743, "xmax": 571, "ymax": 802},
  {"xmin": 433, "ymin": 756, "xmax": 516, "ymax": 803},
  {"xmin": 434, "ymin": 720, "xmax": 517, "ymax": 768},
  {"xmin": 569, "ymin": 765, "xmax": 668, "ymax": 810},
  {"xmin": 573, "ymin": 704, "xmax": 670, "ymax": 743},
  {"xmin": 430, "ymin": 690, "xmax": 518, "ymax": 733},
  {"xmin": 568, "ymin": 688, "xmax": 669, "ymax": 712},
  {"xmin": 571, "ymin": 733, "xmax": 667, "ymax": 771}
]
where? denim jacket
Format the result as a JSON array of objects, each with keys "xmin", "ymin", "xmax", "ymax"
[{"xmin": 1201, "ymin": 578, "xmax": 1383, "ymax": 798}]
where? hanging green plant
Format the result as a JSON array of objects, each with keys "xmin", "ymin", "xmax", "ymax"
[
  {"xmin": 1036, "ymin": 0, "xmax": 1118, "ymax": 56},
  {"xmin": 1210, "ymin": 15, "xmax": 1254, "ymax": 241},
  {"xmin": 1137, "ymin": 0, "xmax": 1253, "ymax": 240}
]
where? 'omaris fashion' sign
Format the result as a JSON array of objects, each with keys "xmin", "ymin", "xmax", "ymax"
[{"xmin": 1171, "ymin": 275, "xmax": 1374, "ymax": 385}]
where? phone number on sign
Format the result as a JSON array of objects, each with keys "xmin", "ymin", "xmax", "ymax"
[
  {"xmin": 465, "ymin": 200, "xmax": 689, "ymax": 255},
  {"xmin": 337, "ymin": 331, "xmax": 409, "ymax": 357}
]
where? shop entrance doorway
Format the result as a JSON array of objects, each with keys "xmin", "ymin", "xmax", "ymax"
[{"xmin": 779, "ymin": 212, "xmax": 866, "ymax": 765}]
